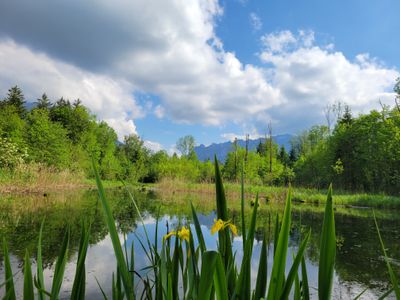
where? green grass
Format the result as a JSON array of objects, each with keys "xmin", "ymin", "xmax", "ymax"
[
  {"xmin": 1, "ymin": 159, "xmax": 399, "ymax": 299},
  {"xmin": 156, "ymin": 179, "xmax": 400, "ymax": 209}
]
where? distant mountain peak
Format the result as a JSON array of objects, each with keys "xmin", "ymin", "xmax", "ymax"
[{"xmin": 194, "ymin": 134, "xmax": 293, "ymax": 162}]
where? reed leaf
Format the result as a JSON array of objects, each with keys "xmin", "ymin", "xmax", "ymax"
[
  {"xmin": 236, "ymin": 194, "xmax": 259, "ymax": 299},
  {"xmin": 92, "ymin": 158, "xmax": 134, "ymax": 299},
  {"xmin": 318, "ymin": 184, "xmax": 336, "ymax": 300},
  {"xmin": 71, "ymin": 222, "xmax": 91, "ymax": 299},
  {"xmin": 373, "ymin": 211, "xmax": 400, "ymax": 299},
  {"xmin": 23, "ymin": 249, "xmax": 34, "ymax": 300},
  {"xmin": 301, "ymin": 256, "xmax": 310, "ymax": 300},
  {"xmin": 266, "ymin": 189, "xmax": 292, "ymax": 300},
  {"xmin": 280, "ymin": 230, "xmax": 311, "ymax": 299},
  {"xmin": 198, "ymin": 251, "xmax": 218, "ymax": 299},
  {"xmin": 190, "ymin": 202, "xmax": 206, "ymax": 253},
  {"xmin": 254, "ymin": 229, "xmax": 268, "ymax": 300},
  {"xmin": 50, "ymin": 227, "xmax": 70, "ymax": 300},
  {"xmin": 214, "ymin": 253, "xmax": 229, "ymax": 300},
  {"xmin": 36, "ymin": 219, "xmax": 46, "ymax": 300},
  {"xmin": 2, "ymin": 238, "xmax": 16, "ymax": 300}
]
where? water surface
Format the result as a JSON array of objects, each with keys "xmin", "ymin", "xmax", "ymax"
[{"xmin": 0, "ymin": 188, "xmax": 399, "ymax": 299}]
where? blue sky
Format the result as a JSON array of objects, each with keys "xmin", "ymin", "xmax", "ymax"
[{"xmin": 0, "ymin": 0, "xmax": 399, "ymax": 152}]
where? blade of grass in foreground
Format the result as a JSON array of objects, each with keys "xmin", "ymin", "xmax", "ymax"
[
  {"xmin": 198, "ymin": 251, "xmax": 218, "ymax": 299},
  {"xmin": 240, "ymin": 163, "xmax": 246, "ymax": 249},
  {"xmin": 92, "ymin": 158, "xmax": 134, "ymax": 299},
  {"xmin": 190, "ymin": 202, "xmax": 206, "ymax": 253},
  {"xmin": 71, "ymin": 222, "xmax": 91, "ymax": 299},
  {"xmin": 23, "ymin": 250, "xmax": 34, "ymax": 300},
  {"xmin": 3, "ymin": 238, "xmax": 16, "ymax": 300},
  {"xmin": 254, "ymin": 229, "xmax": 268, "ymax": 300},
  {"xmin": 373, "ymin": 211, "xmax": 400, "ymax": 299},
  {"xmin": 266, "ymin": 189, "xmax": 292, "ymax": 300},
  {"xmin": 50, "ymin": 227, "xmax": 70, "ymax": 300},
  {"xmin": 318, "ymin": 184, "xmax": 336, "ymax": 300},
  {"xmin": 36, "ymin": 219, "xmax": 46, "ymax": 300}
]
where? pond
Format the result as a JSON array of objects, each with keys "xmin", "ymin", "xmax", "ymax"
[{"xmin": 0, "ymin": 188, "xmax": 399, "ymax": 299}]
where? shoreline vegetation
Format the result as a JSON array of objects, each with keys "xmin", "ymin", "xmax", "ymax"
[
  {"xmin": 155, "ymin": 179, "xmax": 400, "ymax": 209},
  {"xmin": 2, "ymin": 84, "xmax": 400, "ymax": 207},
  {"xmin": 2, "ymin": 169, "xmax": 399, "ymax": 210}
]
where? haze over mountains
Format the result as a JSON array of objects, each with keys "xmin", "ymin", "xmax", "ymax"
[{"xmin": 194, "ymin": 134, "xmax": 292, "ymax": 162}]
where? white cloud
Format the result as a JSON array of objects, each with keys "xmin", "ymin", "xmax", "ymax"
[
  {"xmin": 0, "ymin": 0, "xmax": 281, "ymax": 130},
  {"xmin": 259, "ymin": 30, "xmax": 399, "ymax": 132},
  {"xmin": 221, "ymin": 132, "xmax": 263, "ymax": 142},
  {"xmin": 154, "ymin": 105, "xmax": 165, "ymax": 119},
  {"xmin": 249, "ymin": 13, "xmax": 262, "ymax": 31},
  {"xmin": 143, "ymin": 140, "xmax": 163, "ymax": 153},
  {"xmin": 0, "ymin": 1, "xmax": 398, "ymax": 137},
  {"xmin": 0, "ymin": 40, "xmax": 140, "ymax": 140}
]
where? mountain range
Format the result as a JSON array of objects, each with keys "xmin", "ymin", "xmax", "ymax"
[{"xmin": 194, "ymin": 134, "xmax": 293, "ymax": 162}]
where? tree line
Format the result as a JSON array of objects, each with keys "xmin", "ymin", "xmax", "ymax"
[{"xmin": 1, "ymin": 79, "xmax": 400, "ymax": 195}]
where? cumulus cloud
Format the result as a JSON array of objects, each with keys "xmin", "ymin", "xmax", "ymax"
[
  {"xmin": 143, "ymin": 140, "xmax": 163, "ymax": 152},
  {"xmin": 259, "ymin": 30, "xmax": 399, "ymax": 132},
  {"xmin": 0, "ymin": 0, "xmax": 398, "ymax": 138},
  {"xmin": 0, "ymin": 0, "xmax": 280, "ymax": 130},
  {"xmin": 0, "ymin": 40, "xmax": 140, "ymax": 140},
  {"xmin": 249, "ymin": 13, "xmax": 262, "ymax": 31}
]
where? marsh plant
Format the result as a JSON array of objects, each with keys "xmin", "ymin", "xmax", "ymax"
[{"xmin": 1, "ymin": 159, "xmax": 399, "ymax": 299}]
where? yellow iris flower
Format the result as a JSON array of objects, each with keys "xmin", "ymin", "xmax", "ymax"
[
  {"xmin": 163, "ymin": 226, "xmax": 190, "ymax": 242},
  {"xmin": 211, "ymin": 219, "xmax": 238, "ymax": 236},
  {"xmin": 178, "ymin": 226, "xmax": 190, "ymax": 242}
]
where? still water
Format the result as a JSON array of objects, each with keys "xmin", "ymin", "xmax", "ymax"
[{"xmin": 0, "ymin": 188, "xmax": 399, "ymax": 299}]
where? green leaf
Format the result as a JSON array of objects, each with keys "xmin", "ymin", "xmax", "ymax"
[
  {"xmin": 240, "ymin": 163, "xmax": 246, "ymax": 249},
  {"xmin": 71, "ymin": 222, "xmax": 91, "ymax": 299},
  {"xmin": 198, "ymin": 251, "xmax": 218, "ymax": 299},
  {"xmin": 373, "ymin": 211, "xmax": 400, "ymax": 298},
  {"xmin": 236, "ymin": 194, "xmax": 259, "ymax": 299},
  {"xmin": 280, "ymin": 230, "xmax": 311, "ymax": 299},
  {"xmin": 214, "ymin": 253, "xmax": 229, "ymax": 300},
  {"xmin": 190, "ymin": 202, "xmax": 206, "ymax": 253},
  {"xmin": 318, "ymin": 184, "xmax": 336, "ymax": 300},
  {"xmin": 92, "ymin": 157, "xmax": 134, "ymax": 299},
  {"xmin": 254, "ymin": 229, "xmax": 268, "ymax": 300},
  {"xmin": 301, "ymin": 256, "xmax": 310, "ymax": 300},
  {"xmin": 266, "ymin": 189, "xmax": 292, "ymax": 300},
  {"xmin": 36, "ymin": 219, "xmax": 46, "ymax": 300},
  {"xmin": 23, "ymin": 249, "xmax": 34, "ymax": 300},
  {"xmin": 3, "ymin": 238, "xmax": 16, "ymax": 300},
  {"xmin": 50, "ymin": 227, "xmax": 70, "ymax": 300}
]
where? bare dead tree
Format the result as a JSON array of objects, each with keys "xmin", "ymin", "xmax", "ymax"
[{"xmin": 268, "ymin": 122, "xmax": 272, "ymax": 173}]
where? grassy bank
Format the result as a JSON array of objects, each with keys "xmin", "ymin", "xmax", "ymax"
[
  {"xmin": 0, "ymin": 164, "xmax": 123, "ymax": 194},
  {"xmin": 155, "ymin": 178, "xmax": 400, "ymax": 209}
]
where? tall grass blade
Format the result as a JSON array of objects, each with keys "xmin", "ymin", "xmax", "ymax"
[
  {"xmin": 266, "ymin": 189, "xmax": 292, "ymax": 300},
  {"xmin": 71, "ymin": 222, "xmax": 91, "ymax": 299},
  {"xmin": 236, "ymin": 194, "xmax": 259, "ymax": 299},
  {"xmin": 50, "ymin": 227, "xmax": 70, "ymax": 300},
  {"xmin": 280, "ymin": 230, "xmax": 311, "ymax": 299},
  {"xmin": 241, "ymin": 163, "xmax": 246, "ymax": 249},
  {"xmin": 198, "ymin": 251, "xmax": 218, "ymax": 299},
  {"xmin": 373, "ymin": 211, "xmax": 400, "ymax": 298},
  {"xmin": 318, "ymin": 184, "xmax": 336, "ymax": 300},
  {"xmin": 190, "ymin": 202, "xmax": 206, "ymax": 253},
  {"xmin": 214, "ymin": 253, "xmax": 229, "ymax": 300},
  {"xmin": 254, "ymin": 229, "xmax": 268, "ymax": 300},
  {"xmin": 36, "ymin": 219, "xmax": 46, "ymax": 300},
  {"xmin": 301, "ymin": 256, "xmax": 310, "ymax": 300},
  {"xmin": 92, "ymin": 158, "xmax": 134, "ymax": 299},
  {"xmin": 23, "ymin": 249, "xmax": 34, "ymax": 300},
  {"xmin": 3, "ymin": 238, "xmax": 16, "ymax": 300}
]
